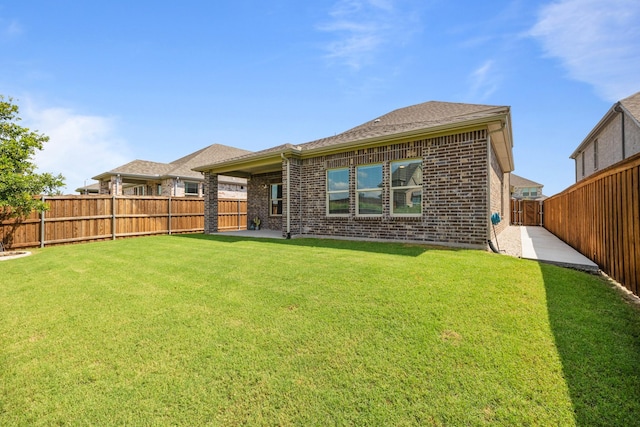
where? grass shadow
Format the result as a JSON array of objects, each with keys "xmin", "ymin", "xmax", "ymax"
[
  {"xmin": 170, "ymin": 232, "xmax": 464, "ymax": 257},
  {"xmin": 540, "ymin": 262, "xmax": 640, "ymax": 426}
]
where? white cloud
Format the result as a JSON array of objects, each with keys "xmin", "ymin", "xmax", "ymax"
[
  {"xmin": 1, "ymin": 19, "xmax": 23, "ymax": 39},
  {"xmin": 468, "ymin": 60, "xmax": 500, "ymax": 101},
  {"xmin": 529, "ymin": 0, "xmax": 640, "ymax": 101},
  {"xmin": 24, "ymin": 102, "xmax": 133, "ymax": 194},
  {"xmin": 317, "ymin": 0, "xmax": 418, "ymax": 70}
]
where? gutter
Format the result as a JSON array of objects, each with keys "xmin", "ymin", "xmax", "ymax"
[
  {"xmin": 281, "ymin": 153, "xmax": 291, "ymax": 239},
  {"xmin": 614, "ymin": 105, "xmax": 626, "ymax": 159},
  {"xmin": 194, "ymin": 112, "xmax": 511, "ymax": 174}
]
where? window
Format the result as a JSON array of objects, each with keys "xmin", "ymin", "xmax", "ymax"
[
  {"xmin": 270, "ymin": 183, "xmax": 283, "ymax": 216},
  {"xmin": 594, "ymin": 139, "xmax": 599, "ymax": 170},
  {"xmin": 581, "ymin": 152, "xmax": 585, "ymax": 177},
  {"xmin": 327, "ymin": 168, "xmax": 349, "ymax": 215},
  {"xmin": 133, "ymin": 185, "xmax": 145, "ymax": 196},
  {"xmin": 390, "ymin": 159, "xmax": 422, "ymax": 215},
  {"xmin": 184, "ymin": 181, "xmax": 199, "ymax": 196},
  {"xmin": 356, "ymin": 164, "xmax": 383, "ymax": 215},
  {"xmin": 157, "ymin": 184, "xmax": 162, "ymax": 196}
]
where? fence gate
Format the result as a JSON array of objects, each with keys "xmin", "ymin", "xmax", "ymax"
[{"xmin": 511, "ymin": 199, "xmax": 544, "ymax": 226}]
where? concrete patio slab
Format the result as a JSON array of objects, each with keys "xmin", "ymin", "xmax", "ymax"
[{"xmin": 520, "ymin": 226, "xmax": 599, "ymax": 272}]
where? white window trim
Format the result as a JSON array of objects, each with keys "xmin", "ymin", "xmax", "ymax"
[
  {"xmin": 270, "ymin": 183, "xmax": 283, "ymax": 217},
  {"xmin": 356, "ymin": 163, "xmax": 384, "ymax": 217},
  {"xmin": 184, "ymin": 181, "xmax": 199, "ymax": 196},
  {"xmin": 390, "ymin": 159, "xmax": 423, "ymax": 217},
  {"xmin": 326, "ymin": 168, "xmax": 350, "ymax": 217}
]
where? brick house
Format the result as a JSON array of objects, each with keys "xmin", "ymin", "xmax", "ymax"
[
  {"xmin": 194, "ymin": 101, "xmax": 514, "ymax": 249},
  {"xmin": 510, "ymin": 174, "xmax": 545, "ymax": 200},
  {"xmin": 570, "ymin": 90, "xmax": 640, "ymax": 181},
  {"xmin": 92, "ymin": 143, "xmax": 251, "ymax": 198}
]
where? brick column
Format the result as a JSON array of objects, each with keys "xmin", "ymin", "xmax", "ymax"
[{"xmin": 204, "ymin": 173, "xmax": 219, "ymax": 233}]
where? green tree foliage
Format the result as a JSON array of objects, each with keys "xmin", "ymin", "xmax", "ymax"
[{"xmin": 0, "ymin": 96, "xmax": 65, "ymax": 218}]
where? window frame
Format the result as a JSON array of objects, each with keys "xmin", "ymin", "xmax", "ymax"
[
  {"xmin": 184, "ymin": 181, "xmax": 199, "ymax": 196},
  {"xmin": 356, "ymin": 163, "xmax": 384, "ymax": 216},
  {"xmin": 270, "ymin": 183, "xmax": 283, "ymax": 216},
  {"xmin": 390, "ymin": 159, "xmax": 423, "ymax": 217},
  {"xmin": 326, "ymin": 168, "xmax": 350, "ymax": 216}
]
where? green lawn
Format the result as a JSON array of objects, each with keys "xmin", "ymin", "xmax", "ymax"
[{"xmin": 1, "ymin": 234, "xmax": 639, "ymax": 426}]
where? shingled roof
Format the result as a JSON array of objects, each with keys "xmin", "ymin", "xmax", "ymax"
[
  {"xmin": 510, "ymin": 173, "xmax": 542, "ymax": 188},
  {"xmin": 194, "ymin": 100, "xmax": 513, "ymax": 174},
  {"xmin": 571, "ymin": 90, "xmax": 640, "ymax": 159},
  {"xmin": 94, "ymin": 144, "xmax": 251, "ymax": 181},
  {"xmin": 620, "ymin": 91, "xmax": 640, "ymax": 124},
  {"xmin": 302, "ymin": 101, "xmax": 509, "ymax": 151}
]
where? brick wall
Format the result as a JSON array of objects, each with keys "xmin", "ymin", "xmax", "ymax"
[
  {"xmin": 247, "ymin": 172, "xmax": 283, "ymax": 232},
  {"xmin": 203, "ymin": 173, "xmax": 218, "ymax": 233},
  {"xmin": 489, "ymin": 144, "xmax": 508, "ymax": 236},
  {"xmin": 293, "ymin": 130, "xmax": 491, "ymax": 248},
  {"xmin": 203, "ymin": 130, "xmax": 500, "ymax": 248}
]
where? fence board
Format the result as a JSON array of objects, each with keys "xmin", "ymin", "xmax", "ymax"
[
  {"xmin": 1, "ymin": 196, "xmax": 247, "ymax": 249},
  {"xmin": 544, "ymin": 152, "xmax": 640, "ymax": 297},
  {"xmin": 510, "ymin": 199, "xmax": 543, "ymax": 226}
]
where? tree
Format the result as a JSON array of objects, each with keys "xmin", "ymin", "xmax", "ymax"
[{"xmin": 0, "ymin": 96, "xmax": 65, "ymax": 219}]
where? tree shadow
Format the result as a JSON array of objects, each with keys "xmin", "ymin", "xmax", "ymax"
[
  {"xmin": 540, "ymin": 262, "xmax": 640, "ymax": 426},
  {"xmin": 171, "ymin": 232, "xmax": 464, "ymax": 258}
]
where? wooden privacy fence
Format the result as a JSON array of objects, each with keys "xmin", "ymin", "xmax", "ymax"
[
  {"xmin": 511, "ymin": 199, "xmax": 544, "ymax": 226},
  {"xmin": 218, "ymin": 199, "xmax": 248, "ymax": 231},
  {"xmin": 1, "ymin": 196, "xmax": 247, "ymax": 249},
  {"xmin": 544, "ymin": 152, "xmax": 640, "ymax": 297}
]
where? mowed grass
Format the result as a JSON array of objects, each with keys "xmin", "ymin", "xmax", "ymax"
[{"xmin": 1, "ymin": 235, "xmax": 639, "ymax": 426}]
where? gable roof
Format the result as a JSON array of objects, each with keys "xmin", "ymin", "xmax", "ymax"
[
  {"xmin": 620, "ymin": 91, "xmax": 640, "ymax": 124},
  {"xmin": 510, "ymin": 173, "xmax": 542, "ymax": 188},
  {"xmin": 194, "ymin": 100, "xmax": 514, "ymax": 176},
  {"xmin": 93, "ymin": 144, "xmax": 251, "ymax": 181},
  {"xmin": 570, "ymin": 90, "xmax": 640, "ymax": 159}
]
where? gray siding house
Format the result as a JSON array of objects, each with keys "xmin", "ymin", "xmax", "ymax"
[
  {"xmin": 92, "ymin": 144, "xmax": 251, "ymax": 198},
  {"xmin": 571, "ymin": 91, "xmax": 640, "ymax": 181},
  {"xmin": 194, "ymin": 101, "xmax": 514, "ymax": 249}
]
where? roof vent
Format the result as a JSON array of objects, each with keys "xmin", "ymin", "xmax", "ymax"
[{"xmin": 374, "ymin": 119, "xmax": 381, "ymax": 123}]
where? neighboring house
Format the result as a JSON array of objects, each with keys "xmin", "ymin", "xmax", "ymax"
[
  {"xmin": 570, "ymin": 90, "xmax": 640, "ymax": 181},
  {"xmin": 510, "ymin": 174, "xmax": 545, "ymax": 200},
  {"xmin": 194, "ymin": 101, "xmax": 514, "ymax": 249},
  {"xmin": 93, "ymin": 144, "xmax": 251, "ymax": 198},
  {"xmin": 75, "ymin": 182, "xmax": 101, "ymax": 194}
]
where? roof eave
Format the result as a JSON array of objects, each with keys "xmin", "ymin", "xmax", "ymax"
[
  {"xmin": 193, "ymin": 146, "xmax": 301, "ymax": 176},
  {"xmin": 488, "ymin": 113, "xmax": 515, "ymax": 172},
  {"xmin": 192, "ymin": 111, "xmax": 514, "ymax": 175},
  {"xmin": 302, "ymin": 113, "xmax": 512, "ymax": 158},
  {"xmin": 570, "ymin": 103, "xmax": 619, "ymax": 159}
]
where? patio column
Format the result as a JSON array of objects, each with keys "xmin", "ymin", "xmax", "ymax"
[{"xmin": 204, "ymin": 172, "xmax": 219, "ymax": 233}]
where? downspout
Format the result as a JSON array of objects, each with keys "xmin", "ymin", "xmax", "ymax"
[
  {"xmin": 614, "ymin": 105, "xmax": 626, "ymax": 159},
  {"xmin": 281, "ymin": 153, "xmax": 291, "ymax": 239},
  {"xmin": 485, "ymin": 119, "xmax": 508, "ymax": 250},
  {"xmin": 486, "ymin": 135, "xmax": 492, "ymax": 248}
]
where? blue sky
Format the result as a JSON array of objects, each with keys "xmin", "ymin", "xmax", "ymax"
[{"xmin": 1, "ymin": 0, "xmax": 638, "ymax": 196}]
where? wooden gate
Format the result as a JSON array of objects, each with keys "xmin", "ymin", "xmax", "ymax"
[{"xmin": 511, "ymin": 199, "xmax": 543, "ymax": 226}]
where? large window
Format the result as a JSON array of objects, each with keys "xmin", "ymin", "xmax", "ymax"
[
  {"xmin": 184, "ymin": 181, "xmax": 199, "ymax": 196},
  {"xmin": 391, "ymin": 159, "xmax": 422, "ymax": 215},
  {"xmin": 270, "ymin": 183, "xmax": 283, "ymax": 216},
  {"xmin": 327, "ymin": 168, "xmax": 349, "ymax": 215},
  {"xmin": 356, "ymin": 164, "xmax": 383, "ymax": 215}
]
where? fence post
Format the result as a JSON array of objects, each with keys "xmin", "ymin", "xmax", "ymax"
[
  {"xmin": 112, "ymin": 195, "xmax": 117, "ymax": 240},
  {"xmin": 40, "ymin": 196, "xmax": 46, "ymax": 248},
  {"xmin": 168, "ymin": 196, "xmax": 172, "ymax": 235}
]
